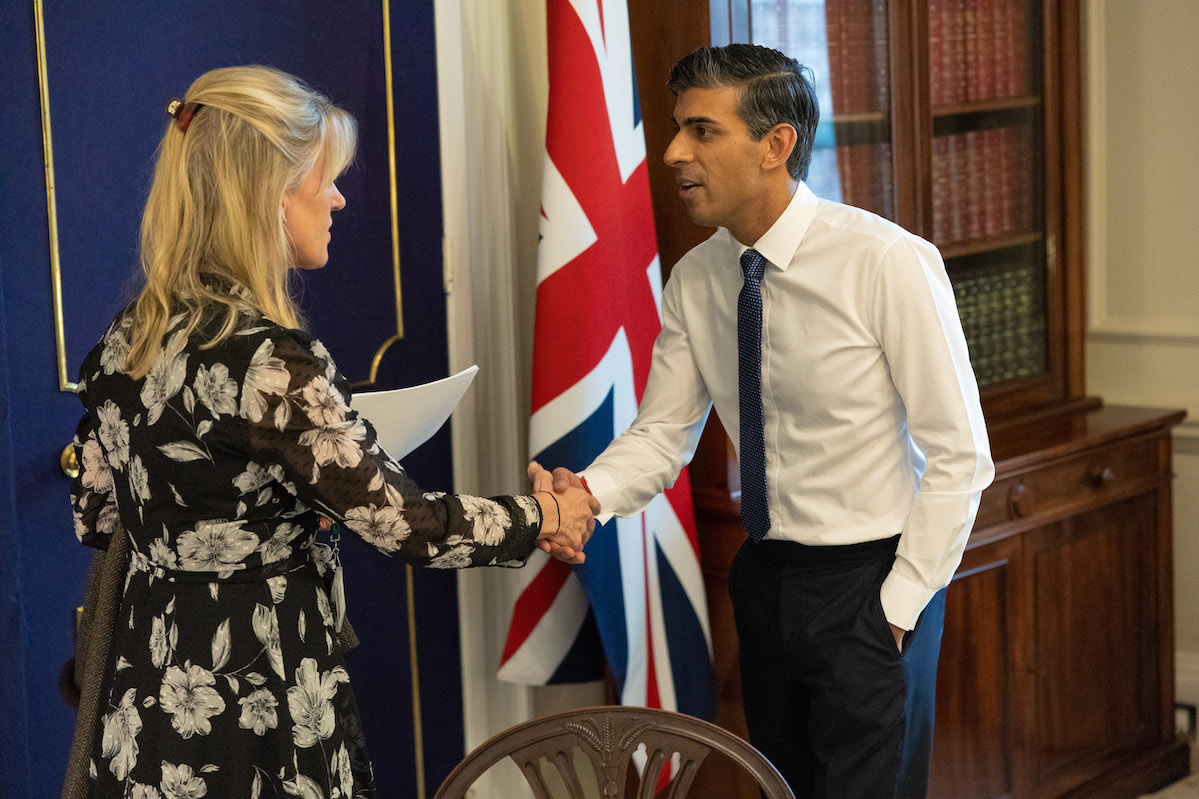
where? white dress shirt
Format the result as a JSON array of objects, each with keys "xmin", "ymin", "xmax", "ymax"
[{"xmin": 582, "ymin": 182, "xmax": 995, "ymax": 630}]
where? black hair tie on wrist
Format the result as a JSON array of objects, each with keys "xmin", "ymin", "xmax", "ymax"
[{"xmin": 539, "ymin": 490, "xmax": 561, "ymax": 532}]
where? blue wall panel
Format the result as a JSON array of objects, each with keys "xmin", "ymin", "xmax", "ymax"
[{"xmin": 0, "ymin": 3, "xmax": 461, "ymax": 796}]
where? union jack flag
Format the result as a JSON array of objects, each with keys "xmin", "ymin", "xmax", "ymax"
[{"xmin": 498, "ymin": 0, "xmax": 715, "ymax": 719}]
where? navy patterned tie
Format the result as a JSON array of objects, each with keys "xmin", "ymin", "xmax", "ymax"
[{"xmin": 738, "ymin": 248, "xmax": 770, "ymax": 542}]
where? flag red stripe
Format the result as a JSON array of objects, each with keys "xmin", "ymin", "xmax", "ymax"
[
  {"xmin": 500, "ymin": 559, "xmax": 573, "ymax": 663},
  {"xmin": 642, "ymin": 515, "xmax": 661, "ymax": 708}
]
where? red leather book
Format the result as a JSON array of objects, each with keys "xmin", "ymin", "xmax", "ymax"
[
  {"xmin": 932, "ymin": 135, "xmax": 953, "ymax": 244},
  {"xmin": 1007, "ymin": 125, "xmax": 1033, "ymax": 232},
  {"xmin": 951, "ymin": 0, "xmax": 970, "ymax": 104},
  {"xmin": 963, "ymin": 131, "xmax": 985, "ymax": 241},
  {"xmin": 981, "ymin": 127, "xmax": 1004, "ymax": 236},
  {"xmin": 1007, "ymin": 0, "xmax": 1029, "ymax": 97},
  {"xmin": 996, "ymin": 0, "xmax": 1013, "ymax": 97},
  {"xmin": 950, "ymin": 133, "xmax": 967, "ymax": 243},
  {"xmin": 963, "ymin": 0, "xmax": 980, "ymax": 102},
  {"xmin": 877, "ymin": 142, "xmax": 895, "ymax": 220},
  {"xmin": 929, "ymin": 0, "xmax": 946, "ymax": 106},
  {"xmin": 871, "ymin": 0, "xmax": 889, "ymax": 110},
  {"xmin": 998, "ymin": 126, "xmax": 1016, "ymax": 233},
  {"xmin": 845, "ymin": 0, "xmax": 872, "ymax": 114},
  {"xmin": 976, "ymin": 0, "xmax": 998, "ymax": 100}
]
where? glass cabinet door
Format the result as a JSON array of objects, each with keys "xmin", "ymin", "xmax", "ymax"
[
  {"xmin": 730, "ymin": 0, "xmax": 1056, "ymax": 395},
  {"xmin": 930, "ymin": 0, "xmax": 1047, "ymax": 389},
  {"xmin": 749, "ymin": 0, "xmax": 896, "ymax": 221}
]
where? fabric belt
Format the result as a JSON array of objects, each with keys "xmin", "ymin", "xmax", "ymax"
[
  {"xmin": 127, "ymin": 546, "xmax": 314, "ymax": 583},
  {"xmin": 753, "ymin": 534, "xmax": 900, "ymax": 566}
]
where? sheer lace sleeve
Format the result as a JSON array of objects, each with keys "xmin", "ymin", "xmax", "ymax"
[{"xmin": 240, "ymin": 330, "xmax": 541, "ymax": 568}]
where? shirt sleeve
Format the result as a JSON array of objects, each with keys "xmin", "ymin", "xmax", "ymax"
[
  {"xmin": 242, "ymin": 330, "xmax": 542, "ymax": 569},
  {"xmin": 70, "ymin": 384, "xmax": 123, "ymax": 551},
  {"xmin": 581, "ymin": 271, "xmax": 713, "ymax": 522},
  {"xmin": 872, "ymin": 235, "xmax": 996, "ymax": 629}
]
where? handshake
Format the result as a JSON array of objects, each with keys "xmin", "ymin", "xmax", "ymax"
[{"xmin": 527, "ymin": 460, "xmax": 601, "ymax": 565}]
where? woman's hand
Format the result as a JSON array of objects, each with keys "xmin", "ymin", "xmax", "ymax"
[{"xmin": 529, "ymin": 461, "xmax": 599, "ymax": 564}]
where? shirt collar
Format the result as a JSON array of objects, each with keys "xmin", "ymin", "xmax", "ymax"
[{"xmin": 725, "ymin": 181, "xmax": 819, "ymax": 273}]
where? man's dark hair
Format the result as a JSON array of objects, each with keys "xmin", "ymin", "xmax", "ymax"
[{"xmin": 667, "ymin": 44, "xmax": 819, "ymax": 181}]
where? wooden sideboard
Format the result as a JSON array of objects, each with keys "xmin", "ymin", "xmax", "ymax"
[{"xmin": 691, "ymin": 403, "xmax": 1190, "ymax": 798}]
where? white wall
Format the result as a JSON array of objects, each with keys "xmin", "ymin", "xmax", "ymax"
[{"xmin": 1084, "ymin": 0, "xmax": 1199, "ymax": 708}]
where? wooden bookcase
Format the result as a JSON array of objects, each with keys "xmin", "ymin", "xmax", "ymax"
[{"xmin": 626, "ymin": 0, "xmax": 1190, "ymax": 796}]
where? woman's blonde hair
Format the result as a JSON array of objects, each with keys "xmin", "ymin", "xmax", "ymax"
[{"xmin": 126, "ymin": 65, "xmax": 357, "ymax": 378}]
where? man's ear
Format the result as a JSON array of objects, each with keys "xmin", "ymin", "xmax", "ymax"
[{"xmin": 761, "ymin": 122, "xmax": 798, "ymax": 172}]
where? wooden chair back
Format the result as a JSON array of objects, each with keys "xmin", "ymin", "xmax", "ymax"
[{"xmin": 434, "ymin": 705, "xmax": 795, "ymax": 799}]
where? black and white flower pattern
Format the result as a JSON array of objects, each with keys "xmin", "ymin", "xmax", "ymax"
[
  {"xmin": 342, "ymin": 504, "xmax": 409, "ymax": 552},
  {"xmin": 239, "ymin": 338, "xmax": 290, "ymax": 423},
  {"xmin": 100, "ymin": 323, "xmax": 130, "ymax": 375},
  {"xmin": 193, "ymin": 363, "xmax": 238, "ymax": 418},
  {"xmin": 70, "ymin": 302, "xmax": 545, "ymax": 797},
  {"xmin": 459, "ymin": 494, "xmax": 511, "ymax": 546},
  {"xmin": 287, "ymin": 657, "xmax": 350, "ymax": 749},
  {"xmin": 140, "ymin": 330, "xmax": 190, "ymax": 426},
  {"xmin": 96, "ymin": 400, "xmax": 130, "ymax": 470},
  {"xmin": 299, "ymin": 419, "xmax": 367, "ymax": 470},
  {"xmin": 159, "ymin": 762, "xmax": 207, "ymax": 799},
  {"xmin": 81, "ymin": 433, "xmax": 114, "ymax": 494},
  {"xmin": 237, "ymin": 689, "xmax": 279, "ymax": 736},
  {"xmin": 99, "ymin": 688, "xmax": 142, "ymax": 780},
  {"xmin": 176, "ymin": 521, "xmax": 256, "ymax": 577},
  {"xmin": 300, "ymin": 375, "xmax": 349, "ymax": 426},
  {"xmin": 158, "ymin": 663, "xmax": 226, "ymax": 739}
]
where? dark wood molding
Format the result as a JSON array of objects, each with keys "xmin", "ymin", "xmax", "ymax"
[{"xmin": 627, "ymin": 0, "xmax": 714, "ymax": 281}]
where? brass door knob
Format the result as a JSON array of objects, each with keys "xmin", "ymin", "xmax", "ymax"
[{"xmin": 61, "ymin": 443, "xmax": 79, "ymax": 479}]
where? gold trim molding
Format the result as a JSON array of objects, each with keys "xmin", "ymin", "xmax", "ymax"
[
  {"xmin": 34, "ymin": 0, "xmax": 74, "ymax": 393},
  {"xmin": 35, "ymin": 0, "xmax": 405, "ymax": 396}
]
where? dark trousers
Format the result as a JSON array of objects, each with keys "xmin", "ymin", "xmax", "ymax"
[{"xmin": 729, "ymin": 536, "xmax": 947, "ymax": 799}]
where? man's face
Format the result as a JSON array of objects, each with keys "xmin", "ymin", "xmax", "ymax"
[{"xmin": 664, "ymin": 86, "xmax": 770, "ymax": 239}]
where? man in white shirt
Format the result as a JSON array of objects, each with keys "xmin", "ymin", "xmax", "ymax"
[{"xmin": 535, "ymin": 43, "xmax": 993, "ymax": 798}]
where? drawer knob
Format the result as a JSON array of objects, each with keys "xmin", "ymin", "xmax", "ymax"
[
  {"xmin": 1088, "ymin": 465, "xmax": 1116, "ymax": 488},
  {"xmin": 1007, "ymin": 481, "xmax": 1033, "ymax": 519}
]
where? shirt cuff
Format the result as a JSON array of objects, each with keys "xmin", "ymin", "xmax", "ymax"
[
  {"xmin": 879, "ymin": 569, "xmax": 936, "ymax": 631},
  {"xmin": 577, "ymin": 468, "xmax": 617, "ymax": 526}
]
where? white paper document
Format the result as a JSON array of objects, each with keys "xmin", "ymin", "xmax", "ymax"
[{"xmin": 350, "ymin": 365, "xmax": 479, "ymax": 460}]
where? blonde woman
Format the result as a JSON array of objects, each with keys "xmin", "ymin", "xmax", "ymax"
[{"xmin": 67, "ymin": 66, "xmax": 596, "ymax": 798}]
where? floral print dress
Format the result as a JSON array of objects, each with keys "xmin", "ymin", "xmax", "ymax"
[{"xmin": 70, "ymin": 300, "xmax": 543, "ymax": 799}]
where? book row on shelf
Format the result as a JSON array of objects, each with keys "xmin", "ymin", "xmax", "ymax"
[
  {"xmin": 929, "ymin": 0, "xmax": 1031, "ymax": 106},
  {"xmin": 951, "ymin": 262, "xmax": 1046, "ymax": 386},
  {"xmin": 932, "ymin": 125, "xmax": 1035, "ymax": 247},
  {"xmin": 807, "ymin": 143, "xmax": 896, "ymax": 222},
  {"xmin": 824, "ymin": 0, "xmax": 889, "ymax": 115},
  {"xmin": 750, "ymin": 0, "xmax": 833, "ymax": 90}
]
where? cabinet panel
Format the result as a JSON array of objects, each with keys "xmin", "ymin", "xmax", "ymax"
[
  {"xmin": 1029, "ymin": 495, "xmax": 1160, "ymax": 797},
  {"xmin": 930, "ymin": 535, "xmax": 1030, "ymax": 799}
]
